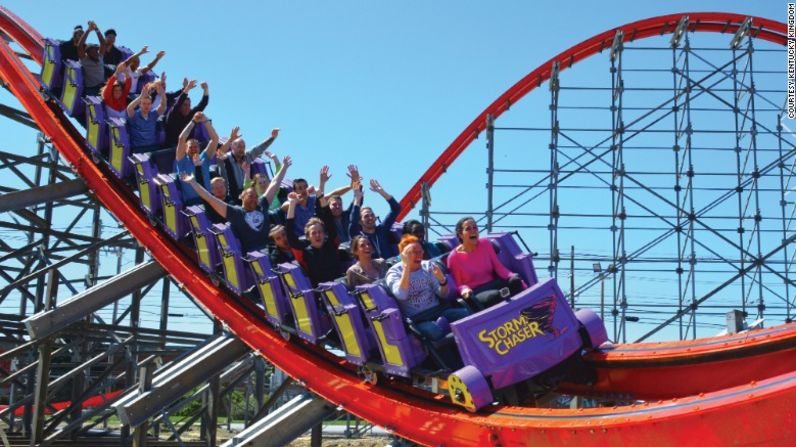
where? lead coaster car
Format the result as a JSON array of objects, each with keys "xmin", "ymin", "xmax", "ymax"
[{"xmin": 447, "ymin": 277, "xmax": 608, "ymax": 411}]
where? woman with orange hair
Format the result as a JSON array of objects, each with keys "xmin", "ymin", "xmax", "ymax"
[{"xmin": 384, "ymin": 235, "xmax": 470, "ymax": 341}]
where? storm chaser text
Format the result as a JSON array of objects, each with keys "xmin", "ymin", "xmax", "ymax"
[{"xmin": 478, "ymin": 315, "xmax": 545, "ymax": 355}]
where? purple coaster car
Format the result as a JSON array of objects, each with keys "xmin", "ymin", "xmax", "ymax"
[{"xmin": 448, "ymin": 277, "xmax": 606, "ymax": 411}]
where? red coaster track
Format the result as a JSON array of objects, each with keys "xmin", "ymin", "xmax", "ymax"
[{"xmin": 1, "ymin": 8, "xmax": 794, "ymax": 445}]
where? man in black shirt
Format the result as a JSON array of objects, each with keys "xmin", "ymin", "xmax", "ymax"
[
  {"xmin": 60, "ymin": 24, "xmax": 84, "ymax": 62},
  {"xmin": 165, "ymin": 80, "xmax": 209, "ymax": 148},
  {"xmin": 183, "ymin": 156, "xmax": 291, "ymax": 253},
  {"xmin": 103, "ymin": 28, "xmax": 123, "ymax": 76}
]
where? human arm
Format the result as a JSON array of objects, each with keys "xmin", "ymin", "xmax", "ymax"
[
  {"xmin": 217, "ymin": 126, "xmax": 240, "ymax": 158},
  {"xmin": 241, "ymin": 160, "xmax": 251, "ymax": 189},
  {"xmin": 370, "ymin": 179, "xmax": 401, "ymax": 229},
  {"xmin": 141, "ymin": 50, "xmax": 165, "ymax": 74},
  {"xmin": 117, "ymin": 46, "xmax": 148, "ymax": 76},
  {"xmin": 201, "ymin": 118, "xmax": 220, "ymax": 160},
  {"xmin": 126, "ymin": 84, "xmax": 150, "ymax": 118},
  {"xmin": 154, "ymin": 82, "xmax": 167, "ymax": 116},
  {"xmin": 385, "ymin": 265, "xmax": 409, "ymax": 301},
  {"xmin": 176, "ymin": 111, "xmax": 205, "ymax": 161},
  {"xmin": 348, "ymin": 186, "xmax": 363, "ymax": 238},
  {"xmin": 429, "ymin": 262, "xmax": 449, "ymax": 298},
  {"xmin": 247, "ymin": 128, "xmax": 280, "ymax": 159},
  {"xmin": 263, "ymin": 156, "xmax": 292, "ymax": 204},
  {"xmin": 321, "ymin": 164, "xmax": 358, "ymax": 206},
  {"xmin": 447, "ymin": 250, "xmax": 471, "ymax": 298},
  {"xmin": 167, "ymin": 79, "xmax": 196, "ymax": 122},
  {"xmin": 76, "ymin": 23, "xmax": 91, "ymax": 60},
  {"xmin": 192, "ymin": 82, "xmax": 209, "ymax": 113},
  {"xmin": 181, "ymin": 173, "xmax": 228, "ymax": 219},
  {"xmin": 284, "ymin": 195, "xmax": 307, "ymax": 249},
  {"xmin": 263, "ymin": 150, "xmax": 281, "ymax": 173},
  {"xmin": 87, "ymin": 21, "xmax": 106, "ymax": 54}
]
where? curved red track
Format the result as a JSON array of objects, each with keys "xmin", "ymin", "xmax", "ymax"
[
  {"xmin": 2, "ymin": 8, "xmax": 795, "ymax": 445},
  {"xmin": 395, "ymin": 12, "xmax": 788, "ymax": 219}
]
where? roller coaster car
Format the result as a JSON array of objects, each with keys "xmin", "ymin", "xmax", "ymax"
[{"xmin": 447, "ymin": 277, "xmax": 608, "ymax": 411}]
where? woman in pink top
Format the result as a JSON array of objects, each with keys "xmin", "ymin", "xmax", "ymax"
[{"xmin": 446, "ymin": 217, "xmax": 524, "ymax": 309}]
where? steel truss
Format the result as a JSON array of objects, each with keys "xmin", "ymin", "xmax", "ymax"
[
  {"xmin": 0, "ymin": 104, "xmax": 227, "ymax": 445},
  {"xmin": 424, "ymin": 16, "xmax": 795, "ymax": 342},
  {"xmin": 0, "ymin": 85, "xmax": 370, "ymax": 447}
]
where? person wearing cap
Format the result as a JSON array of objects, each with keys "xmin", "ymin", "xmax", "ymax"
[
  {"xmin": 60, "ymin": 24, "xmax": 84, "ymax": 62},
  {"xmin": 76, "ymin": 20, "xmax": 108, "ymax": 96},
  {"xmin": 103, "ymin": 28, "xmax": 123, "ymax": 76}
]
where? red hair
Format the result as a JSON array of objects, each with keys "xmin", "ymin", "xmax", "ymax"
[{"xmin": 398, "ymin": 234, "xmax": 420, "ymax": 253}]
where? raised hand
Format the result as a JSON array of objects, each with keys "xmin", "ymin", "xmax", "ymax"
[
  {"xmin": 319, "ymin": 165, "xmax": 331, "ymax": 184},
  {"xmin": 200, "ymin": 81, "xmax": 208, "ymax": 92},
  {"xmin": 282, "ymin": 155, "xmax": 292, "ymax": 168},
  {"xmin": 229, "ymin": 126, "xmax": 241, "ymax": 141},
  {"xmin": 400, "ymin": 243, "xmax": 416, "ymax": 268},
  {"xmin": 369, "ymin": 179, "xmax": 383, "ymax": 193},
  {"xmin": 87, "ymin": 21, "xmax": 97, "ymax": 31},
  {"xmin": 184, "ymin": 79, "xmax": 197, "ymax": 92},
  {"xmin": 156, "ymin": 50, "xmax": 166, "ymax": 59},
  {"xmin": 192, "ymin": 111, "xmax": 206, "ymax": 123},
  {"xmin": 430, "ymin": 263, "xmax": 446, "ymax": 283},
  {"xmin": 179, "ymin": 173, "xmax": 195, "ymax": 184},
  {"xmin": 264, "ymin": 150, "xmax": 278, "ymax": 161},
  {"xmin": 346, "ymin": 164, "xmax": 361, "ymax": 182},
  {"xmin": 271, "ymin": 128, "xmax": 280, "ymax": 139}
]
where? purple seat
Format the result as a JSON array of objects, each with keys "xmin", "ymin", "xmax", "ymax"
[
  {"xmin": 436, "ymin": 234, "xmax": 459, "ymax": 250},
  {"xmin": 245, "ymin": 251, "xmax": 291, "ymax": 327},
  {"xmin": 449, "ymin": 278, "xmax": 586, "ymax": 411},
  {"xmin": 135, "ymin": 70, "xmax": 157, "ymax": 95},
  {"xmin": 251, "ymin": 158, "xmax": 269, "ymax": 178},
  {"xmin": 317, "ymin": 281, "xmax": 376, "ymax": 366},
  {"xmin": 353, "ymin": 284, "xmax": 426, "ymax": 377},
  {"xmin": 84, "ymin": 96, "xmax": 109, "ymax": 157},
  {"xmin": 41, "ymin": 39, "xmax": 63, "ymax": 94},
  {"xmin": 190, "ymin": 121, "xmax": 211, "ymax": 145},
  {"xmin": 183, "ymin": 205, "xmax": 221, "ymax": 275},
  {"xmin": 275, "ymin": 263, "xmax": 331, "ymax": 344},
  {"xmin": 153, "ymin": 174, "xmax": 188, "ymax": 240},
  {"xmin": 60, "ymin": 60, "xmax": 84, "ymax": 118},
  {"xmin": 118, "ymin": 46, "xmax": 134, "ymax": 60},
  {"xmin": 129, "ymin": 153, "xmax": 161, "ymax": 217},
  {"xmin": 211, "ymin": 223, "xmax": 254, "ymax": 294},
  {"xmin": 485, "ymin": 233, "xmax": 538, "ymax": 287},
  {"xmin": 107, "ymin": 117, "xmax": 132, "ymax": 178}
]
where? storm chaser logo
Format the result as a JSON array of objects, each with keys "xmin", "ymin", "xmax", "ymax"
[{"xmin": 477, "ymin": 296, "xmax": 558, "ymax": 356}]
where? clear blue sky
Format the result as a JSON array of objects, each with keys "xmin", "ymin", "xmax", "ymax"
[
  {"xmin": 0, "ymin": 1, "xmax": 788, "ymax": 341},
  {"xmin": 3, "ymin": 1, "xmax": 782, "ymax": 213}
]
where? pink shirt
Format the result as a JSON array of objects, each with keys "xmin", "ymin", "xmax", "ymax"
[{"xmin": 447, "ymin": 238, "xmax": 513, "ymax": 294}]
